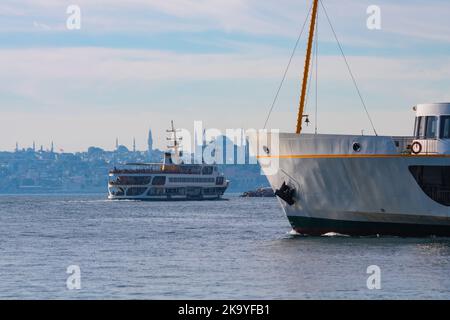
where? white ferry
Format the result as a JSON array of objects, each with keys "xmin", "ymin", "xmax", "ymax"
[
  {"xmin": 251, "ymin": 0, "xmax": 450, "ymax": 236},
  {"xmin": 108, "ymin": 122, "xmax": 229, "ymax": 200}
]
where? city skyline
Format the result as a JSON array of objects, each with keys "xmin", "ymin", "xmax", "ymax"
[
  {"xmin": 8, "ymin": 129, "xmax": 156, "ymax": 153},
  {"xmin": 1, "ymin": 0, "xmax": 450, "ymax": 151}
]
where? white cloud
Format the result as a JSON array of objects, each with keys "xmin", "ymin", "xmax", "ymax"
[{"xmin": 33, "ymin": 21, "xmax": 51, "ymax": 30}]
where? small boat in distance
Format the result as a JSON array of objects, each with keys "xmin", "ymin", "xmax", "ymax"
[
  {"xmin": 108, "ymin": 121, "xmax": 229, "ymax": 200},
  {"xmin": 240, "ymin": 187, "xmax": 275, "ymax": 198}
]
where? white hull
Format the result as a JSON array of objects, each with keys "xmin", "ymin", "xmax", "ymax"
[{"xmin": 254, "ymin": 132, "xmax": 450, "ymax": 236}]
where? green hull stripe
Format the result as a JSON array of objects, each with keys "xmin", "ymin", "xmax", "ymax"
[{"xmin": 288, "ymin": 215, "xmax": 450, "ymax": 237}]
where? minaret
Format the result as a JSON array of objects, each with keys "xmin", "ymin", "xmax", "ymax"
[
  {"xmin": 147, "ymin": 128, "xmax": 153, "ymax": 160},
  {"xmin": 147, "ymin": 129, "xmax": 153, "ymax": 151},
  {"xmin": 133, "ymin": 137, "xmax": 136, "ymax": 153},
  {"xmin": 32, "ymin": 141, "xmax": 36, "ymax": 152},
  {"xmin": 115, "ymin": 137, "xmax": 119, "ymax": 150},
  {"xmin": 15, "ymin": 142, "xmax": 19, "ymax": 152},
  {"xmin": 51, "ymin": 141, "xmax": 54, "ymax": 153}
]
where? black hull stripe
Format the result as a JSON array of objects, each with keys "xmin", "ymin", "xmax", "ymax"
[{"xmin": 288, "ymin": 215, "xmax": 450, "ymax": 237}]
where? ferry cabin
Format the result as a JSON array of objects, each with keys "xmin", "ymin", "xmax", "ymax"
[
  {"xmin": 108, "ymin": 163, "xmax": 228, "ymax": 200},
  {"xmin": 412, "ymin": 103, "xmax": 450, "ymax": 154}
]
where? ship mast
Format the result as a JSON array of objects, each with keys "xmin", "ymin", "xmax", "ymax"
[
  {"xmin": 296, "ymin": 0, "xmax": 319, "ymax": 134},
  {"xmin": 166, "ymin": 120, "xmax": 182, "ymax": 164}
]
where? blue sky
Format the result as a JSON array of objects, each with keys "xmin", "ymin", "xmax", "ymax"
[{"xmin": 1, "ymin": 0, "xmax": 450, "ymax": 152}]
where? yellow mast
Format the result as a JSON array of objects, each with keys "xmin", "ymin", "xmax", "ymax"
[{"xmin": 296, "ymin": 0, "xmax": 319, "ymax": 134}]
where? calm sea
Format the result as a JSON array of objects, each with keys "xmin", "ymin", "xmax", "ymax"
[{"xmin": 0, "ymin": 194, "xmax": 449, "ymax": 299}]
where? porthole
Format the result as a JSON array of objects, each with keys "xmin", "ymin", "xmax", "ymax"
[{"xmin": 352, "ymin": 142, "xmax": 361, "ymax": 152}]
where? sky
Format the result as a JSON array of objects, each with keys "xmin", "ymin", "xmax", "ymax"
[{"xmin": 1, "ymin": 0, "xmax": 450, "ymax": 152}]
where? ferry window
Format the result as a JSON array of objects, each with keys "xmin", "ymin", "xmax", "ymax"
[
  {"xmin": 166, "ymin": 188, "xmax": 185, "ymax": 195},
  {"xmin": 152, "ymin": 176, "xmax": 166, "ymax": 185},
  {"xmin": 126, "ymin": 187, "xmax": 147, "ymax": 196},
  {"xmin": 147, "ymin": 188, "xmax": 165, "ymax": 195},
  {"xmin": 118, "ymin": 176, "xmax": 151, "ymax": 185},
  {"xmin": 203, "ymin": 188, "xmax": 216, "ymax": 195},
  {"xmin": 216, "ymin": 177, "xmax": 224, "ymax": 185},
  {"xmin": 413, "ymin": 117, "xmax": 419, "ymax": 138},
  {"xmin": 440, "ymin": 116, "xmax": 450, "ymax": 139},
  {"xmin": 425, "ymin": 116, "xmax": 438, "ymax": 139},
  {"xmin": 202, "ymin": 166, "xmax": 213, "ymax": 175},
  {"xmin": 417, "ymin": 116, "xmax": 426, "ymax": 138}
]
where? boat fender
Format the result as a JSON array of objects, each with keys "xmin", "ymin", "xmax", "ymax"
[{"xmin": 275, "ymin": 182, "xmax": 295, "ymax": 205}]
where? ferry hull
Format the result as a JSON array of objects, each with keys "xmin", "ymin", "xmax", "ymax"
[{"xmin": 255, "ymin": 133, "xmax": 450, "ymax": 237}]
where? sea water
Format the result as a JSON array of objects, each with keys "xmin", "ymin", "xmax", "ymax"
[{"xmin": 0, "ymin": 194, "xmax": 449, "ymax": 299}]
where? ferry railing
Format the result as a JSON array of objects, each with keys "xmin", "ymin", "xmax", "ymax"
[
  {"xmin": 391, "ymin": 137, "xmax": 439, "ymax": 155},
  {"xmin": 391, "ymin": 137, "xmax": 414, "ymax": 154},
  {"xmin": 109, "ymin": 163, "xmax": 206, "ymax": 175}
]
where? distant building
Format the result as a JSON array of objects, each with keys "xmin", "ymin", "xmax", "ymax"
[
  {"xmin": 117, "ymin": 145, "xmax": 129, "ymax": 153},
  {"xmin": 88, "ymin": 146, "xmax": 104, "ymax": 156}
]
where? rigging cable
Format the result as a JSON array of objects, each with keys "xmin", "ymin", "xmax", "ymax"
[
  {"xmin": 319, "ymin": 0, "xmax": 378, "ymax": 136},
  {"xmin": 263, "ymin": 3, "xmax": 313, "ymax": 129}
]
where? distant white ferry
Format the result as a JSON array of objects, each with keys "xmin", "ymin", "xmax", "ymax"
[{"xmin": 108, "ymin": 122, "xmax": 229, "ymax": 200}]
